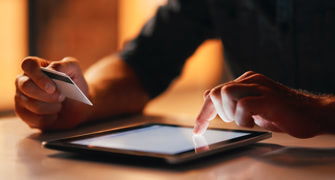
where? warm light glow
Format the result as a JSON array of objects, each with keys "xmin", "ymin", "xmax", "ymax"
[
  {"xmin": 0, "ymin": 0, "xmax": 27, "ymax": 110},
  {"xmin": 118, "ymin": 0, "xmax": 223, "ymax": 92}
]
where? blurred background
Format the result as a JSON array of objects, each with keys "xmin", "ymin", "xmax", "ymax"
[{"xmin": 0, "ymin": 0, "xmax": 229, "ymax": 116}]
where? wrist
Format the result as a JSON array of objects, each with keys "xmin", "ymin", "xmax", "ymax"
[{"xmin": 82, "ymin": 55, "xmax": 150, "ymax": 121}]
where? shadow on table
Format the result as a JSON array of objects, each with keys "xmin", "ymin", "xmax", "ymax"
[
  {"xmin": 254, "ymin": 145, "xmax": 335, "ymax": 167},
  {"xmin": 41, "ymin": 143, "xmax": 335, "ymax": 171}
]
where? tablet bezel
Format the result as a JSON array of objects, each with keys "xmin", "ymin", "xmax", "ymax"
[{"xmin": 43, "ymin": 123, "xmax": 271, "ymax": 164}]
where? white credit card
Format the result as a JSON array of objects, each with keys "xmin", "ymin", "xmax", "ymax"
[{"xmin": 41, "ymin": 67, "xmax": 93, "ymax": 106}]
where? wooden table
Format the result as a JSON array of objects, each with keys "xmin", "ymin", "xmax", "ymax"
[{"xmin": 1, "ymin": 89, "xmax": 335, "ymax": 180}]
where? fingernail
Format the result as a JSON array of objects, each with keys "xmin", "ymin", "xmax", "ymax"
[
  {"xmin": 45, "ymin": 82, "xmax": 55, "ymax": 93},
  {"xmin": 58, "ymin": 94, "xmax": 65, "ymax": 102}
]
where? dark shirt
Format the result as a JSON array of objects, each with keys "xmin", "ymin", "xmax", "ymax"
[{"xmin": 121, "ymin": 0, "xmax": 335, "ymax": 98}]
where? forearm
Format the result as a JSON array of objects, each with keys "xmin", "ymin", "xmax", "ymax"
[{"xmin": 83, "ymin": 54, "xmax": 150, "ymax": 121}]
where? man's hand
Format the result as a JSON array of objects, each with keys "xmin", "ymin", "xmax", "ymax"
[
  {"xmin": 15, "ymin": 56, "xmax": 91, "ymax": 131},
  {"xmin": 194, "ymin": 71, "xmax": 330, "ymax": 138}
]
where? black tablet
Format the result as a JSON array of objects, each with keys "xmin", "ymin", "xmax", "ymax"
[{"xmin": 43, "ymin": 123, "xmax": 271, "ymax": 164}]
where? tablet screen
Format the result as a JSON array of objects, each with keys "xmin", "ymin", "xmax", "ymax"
[{"xmin": 70, "ymin": 125, "xmax": 250, "ymax": 155}]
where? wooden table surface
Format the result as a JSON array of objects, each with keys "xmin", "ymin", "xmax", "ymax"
[{"xmin": 1, "ymin": 89, "xmax": 335, "ymax": 180}]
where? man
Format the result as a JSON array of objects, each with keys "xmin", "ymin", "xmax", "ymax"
[{"xmin": 15, "ymin": 0, "xmax": 335, "ymax": 138}]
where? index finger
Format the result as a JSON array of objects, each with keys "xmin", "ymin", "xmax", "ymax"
[
  {"xmin": 193, "ymin": 96, "xmax": 217, "ymax": 135},
  {"xmin": 21, "ymin": 57, "xmax": 55, "ymax": 94}
]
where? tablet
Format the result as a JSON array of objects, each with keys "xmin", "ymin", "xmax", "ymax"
[{"xmin": 43, "ymin": 123, "xmax": 271, "ymax": 164}]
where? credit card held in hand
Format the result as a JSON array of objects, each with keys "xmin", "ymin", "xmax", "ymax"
[{"xmin": 41, "ymin": 67, "xmax": 93, "ymax": 106}]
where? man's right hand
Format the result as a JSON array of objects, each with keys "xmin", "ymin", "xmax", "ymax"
[{"xmin": 15, "ymin": 56, "xmax": 91, "ymax": 131}]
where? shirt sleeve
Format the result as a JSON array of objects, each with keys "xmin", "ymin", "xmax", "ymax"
[{"xmin": 120, "ymin": 0, "xmax": 216, "ymax": 98}]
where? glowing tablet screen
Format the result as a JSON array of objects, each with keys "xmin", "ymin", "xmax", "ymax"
[{"xmin": 71, "ymin": 125, "xmax": 249, "ymax": 155}]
